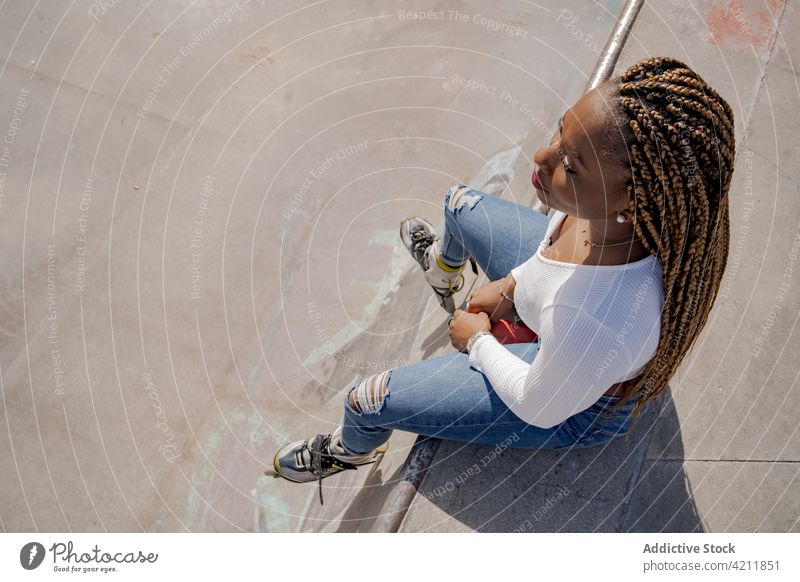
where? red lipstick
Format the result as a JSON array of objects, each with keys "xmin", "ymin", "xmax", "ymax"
[{"xmin": 532, "ymin": 169, "xmax": 549, "ymax": 193}]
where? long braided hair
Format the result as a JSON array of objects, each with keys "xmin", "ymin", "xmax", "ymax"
[{"xmin": 598, "ymin": 56, "xmax": 735, "ymax": 432}]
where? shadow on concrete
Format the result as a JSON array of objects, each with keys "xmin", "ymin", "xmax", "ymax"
[
  {"xmin": 334, "ymin": 464, "xmax": 406, "ymax": 533},
  {"xmin": 418, "ymin": 319, "xmax": 459, "ymax": 360},
  {"xmin": 402, "ymin": 390, "xmax": 705, "ymax": 532}
]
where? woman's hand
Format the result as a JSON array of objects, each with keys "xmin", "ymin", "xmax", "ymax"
[
  {"xmin": 466, "ymin": 274, "xmax": 516, "ymax": 323},
  {"xmin": 449, "ymin": 309, "xmax": 491, "ymax": 352}
]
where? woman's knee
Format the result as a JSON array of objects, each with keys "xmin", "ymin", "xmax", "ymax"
[
  {"xmin": 444, "ymin": 183, "xmax": 483, "ymax": 214},
  {"xmin": 346, "ymin": 369, "xmax": 391, "ymax": 415}
]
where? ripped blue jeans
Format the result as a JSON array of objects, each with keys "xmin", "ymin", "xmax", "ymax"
[{"xmin": 339, "ymin": 185, "xmax": 647, "ymax": 454}]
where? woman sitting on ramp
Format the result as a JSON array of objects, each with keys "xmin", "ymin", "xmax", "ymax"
[{"xmin": 265, "ymin": 56, "xmax": 735, "ymax": 506}]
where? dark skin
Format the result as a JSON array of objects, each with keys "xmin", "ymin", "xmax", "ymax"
[{"xmin": 450, "ymin": 84, "xmax": 648, "ymax": 354}]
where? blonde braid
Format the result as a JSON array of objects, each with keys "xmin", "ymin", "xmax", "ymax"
[{"xmin": 601, "ymin": 57, "xmax": 735, "ymax": 433}]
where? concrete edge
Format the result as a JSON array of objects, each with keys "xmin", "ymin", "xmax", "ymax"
[{"xmin": 371, "ymin": 436, "xmax": 441, "ymax": 532}]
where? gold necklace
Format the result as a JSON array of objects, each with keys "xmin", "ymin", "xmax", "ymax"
[{"xmin": 580, "ymin": 228, "xmax": 638, "ymax": 248}]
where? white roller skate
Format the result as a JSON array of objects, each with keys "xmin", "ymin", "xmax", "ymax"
[
  {"xmin": 264, "ymin": 427, "xmax": 388, "ymax": 506},
  {"xmin": 400, "ymin": 216, "xmax": 477, "ymax": 314}
]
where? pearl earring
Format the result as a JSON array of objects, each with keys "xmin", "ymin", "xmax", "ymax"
[{"xmin": 616, "ymin": 213, "xmax": 625, "ymax": 223}]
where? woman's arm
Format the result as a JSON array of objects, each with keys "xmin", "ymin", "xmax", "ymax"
[
  {"xmin": 467, "ymin": 272, "xmax": 517, "ymax": 322},
  {"xmin": 468, "ymin": 304, "xmax": 628, "ymax": 428}
]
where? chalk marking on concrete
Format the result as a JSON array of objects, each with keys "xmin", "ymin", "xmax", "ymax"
[
  {"xmin": 467, "ymin": 141, "xmax": 526, "ymax": 196},
  {"xmin": 303, "ymin": 242, "xmax": 414, "ymax": 369}
]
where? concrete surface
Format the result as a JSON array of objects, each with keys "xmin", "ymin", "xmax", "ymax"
[{"xmin": 0, "ymin": 0, "xmax": 797, "ymax": 534}]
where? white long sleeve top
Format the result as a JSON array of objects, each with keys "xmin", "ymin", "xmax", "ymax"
[{"xmin": 467, "ymin": 209, "xmax": 664, "ymax": 429}]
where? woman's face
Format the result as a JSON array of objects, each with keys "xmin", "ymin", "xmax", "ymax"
[{"xmin": 532, "ymin": 87, "xmax": 632, "ymax": 221}]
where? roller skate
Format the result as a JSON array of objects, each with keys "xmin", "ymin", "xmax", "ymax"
[
  {"xmin": 400, "ymin": 216, "xmax": 477, "ymax": 314},
  {"xmin": 264, "ymin": 426, "xmax": 388, "ymax": 506}
]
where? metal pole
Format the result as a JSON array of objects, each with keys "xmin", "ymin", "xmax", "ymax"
[{"xmin": 587, "ymin": 0, "xmax": 645, "ymax": 91}]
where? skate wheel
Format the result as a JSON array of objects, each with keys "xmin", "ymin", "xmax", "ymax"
[
  {"xmin": 264, "ymin": 454, "xmax": 283, "ymax": 479},
  {"xmin": 263, "ymin": 467, "xmax": 279, "ymax": 478},
  {"xmin": 441, "ymin": 294, "xmax": 456, "ymax": 314}
]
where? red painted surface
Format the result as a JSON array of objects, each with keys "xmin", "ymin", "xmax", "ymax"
[{"xmin": 706, "ymin": 0, "xmax": 784, "ymax": 51}]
